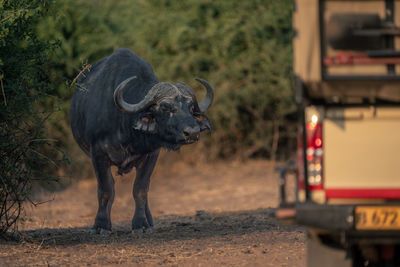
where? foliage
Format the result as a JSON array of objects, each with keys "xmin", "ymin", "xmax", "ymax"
[
  {"xmin": 0, "ymin": 0, "xmax": 64, "ymax": 235},
  {"xmin": 39, "ymin": 0, "xmax": 295, "ymax": 164},
  {"xmin": 130, "ymin": 0, "xmax": 295, "ymax": 158}
]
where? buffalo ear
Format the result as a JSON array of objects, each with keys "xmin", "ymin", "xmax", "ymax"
[
  {"xmin": 132, "ymin": 113, "xmax": 156, "ymax": 132},
  {"xmin": 194, "ymin": 113, "xmax": 212, "ymax": 132}
]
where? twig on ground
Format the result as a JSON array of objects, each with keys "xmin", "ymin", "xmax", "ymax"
[
  {"xmin": 27, "ymin": 195, "xmax": 55, "ymax": 207},
  {"xmin": 36, "ymin": 238, "xmax": 45, "ymax": 252}
]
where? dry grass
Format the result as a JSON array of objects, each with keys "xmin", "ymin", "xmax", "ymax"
[{"xmin": 0, "ymin": 160, "xmax": 305, "ymax": 266}]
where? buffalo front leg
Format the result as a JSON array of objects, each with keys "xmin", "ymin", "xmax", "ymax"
[
  {"xmin": 132, "ymin": 150, "xmax": 159, "ymax": 233},
  {"xmin": 91, "ymin": 151, "xmax": 114, "ymax": 234}
]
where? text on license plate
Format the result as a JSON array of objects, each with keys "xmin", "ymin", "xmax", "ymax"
[{"xmin": 355, "ymin": 206, "xmax": 400, "ymax": 230}]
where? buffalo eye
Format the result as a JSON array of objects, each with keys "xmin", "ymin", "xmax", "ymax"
[
  {"xmin": 193, "ymin": 112, "xmax": 203, "ymax": 121},
  {"xmin": 189, "ymin": 105, "xmax": 194, "ymax": 114}
]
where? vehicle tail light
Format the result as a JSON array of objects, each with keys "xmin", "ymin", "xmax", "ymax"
[{"xmin": 297, "ymin": 114, "xmax": 324, "ymax": 191}]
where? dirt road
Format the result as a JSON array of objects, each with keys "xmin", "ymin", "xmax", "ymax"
[{"xmin": 0, "ymin": 160, "xmax": 305, "ymax": 266}]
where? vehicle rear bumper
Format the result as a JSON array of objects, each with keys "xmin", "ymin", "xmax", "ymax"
[{"xmin": 276, "ymin": 203, "xmax": 400, "ymax": 244}]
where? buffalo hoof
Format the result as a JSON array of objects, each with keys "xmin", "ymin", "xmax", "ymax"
[
  {"xmin": 90, "ymin": 227, "xmax": 112, "ymax": 235},
  {"xmin": 131, "ymin": 226, "xmax": 154, "ymax": 236},
  {"xmin": 132, "ymin": 216, "xmax": 152, "ymax": 230},
  {"xmin": 100, "ymin": 228, "xmax": 112, "ymax": 235},
  {"xmin": 132, "ymin": 228, "xmax": 144, "ymax": 236}
]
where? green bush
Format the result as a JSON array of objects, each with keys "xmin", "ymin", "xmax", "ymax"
[
  {"xmin": 0, "ymin": 0, "xmax": 64, "ymax": 235},
  {"xmin": 40, "ymin": 0, "xmax": 295, "ymax": 164}
]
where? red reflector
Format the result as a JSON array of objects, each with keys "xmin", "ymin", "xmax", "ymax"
[
  {"xmin": 315, "ymin": 138, "xmax": 322, "ymax": 147},
  {"xmin": 297, "ymin": 120, "xmax": 324, "ymax": 192}
]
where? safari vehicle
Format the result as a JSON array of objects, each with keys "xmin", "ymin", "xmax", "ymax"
[{"xmin": 277, "ymin": 0, "xmax": 400, "ymax": 266}]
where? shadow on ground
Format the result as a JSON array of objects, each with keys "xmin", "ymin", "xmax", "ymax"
[{"xmin": 4, "ymin": 209, "xmax": 303, "ymax": 247}]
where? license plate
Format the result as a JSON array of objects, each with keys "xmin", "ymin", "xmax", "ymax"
[{"xmin": 355, "ymin": 206, "xmax": 400, "ymax": 230}]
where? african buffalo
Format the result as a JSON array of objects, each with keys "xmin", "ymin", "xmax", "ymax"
[{"xmin": 70, "ymin": 48, "xmax": 214, "ymax": 234}]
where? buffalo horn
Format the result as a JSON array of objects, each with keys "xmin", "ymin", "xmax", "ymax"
[
  {"xmin": 114, "ymin": 76, "xmax": 162, "ymax": 114},
  {"xmin": 195, "ymin": 78, "xmax": 214, "ymax": 112}
]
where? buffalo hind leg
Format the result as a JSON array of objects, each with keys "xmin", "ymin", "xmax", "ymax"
[
  {"xmin": 132, "ymin": 150, "xmax": 159, "ymax": 233},
  {"xmin": 91, "ymin": 151, "xmax": 114, "ymax": 235}
]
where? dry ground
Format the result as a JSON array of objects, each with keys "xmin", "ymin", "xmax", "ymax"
[{"xmin": 0, "ymin": 159, "xmax": 305, "ymax": 266}]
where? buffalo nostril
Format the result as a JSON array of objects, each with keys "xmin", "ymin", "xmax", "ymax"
[{"xmin": 182, "ymin": 126, "xmax": 200, "ymax": 139}]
